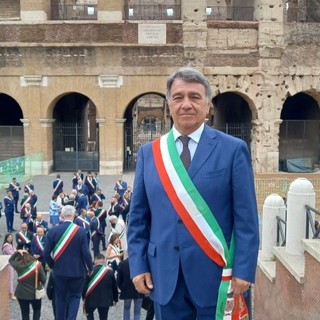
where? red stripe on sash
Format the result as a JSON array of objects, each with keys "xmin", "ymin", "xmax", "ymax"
[
  {"xmin": 54, "ymin": 225, "xmax": 80, "ymax": 262},
  {"xmin": 152, "ymin": 139, "xmax": 225, "ymax": 267}
]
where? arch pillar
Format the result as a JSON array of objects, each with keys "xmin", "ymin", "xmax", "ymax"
[{"xmin": 39, "ymin": 118, "xmax": 55, "ymax": 174}]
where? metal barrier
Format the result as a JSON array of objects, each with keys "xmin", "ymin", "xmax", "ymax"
[
  {"xmin": 123, "ymin": 5, "xmax": 181, "ymax": 20},
  {"xmin": 305, "ymin": 204, "xmax": 319, "ymax": 239},
  {"xmin": 276, "ymin": 215, "xmax": 286, "ymax": 246},
  {"xmin": 51, "ymin": 4, "xmax": 97, "ymax": 20},
  {"xmin": 0, "ymin": 153, "xmax": 44, "ymax": 191},
  {"xmin": 206, "ymin": 6, "xmax": 255, "ymax": 21},
  {"xmin": 284, "ymin": 5, "xmax": 320, "ymax": 22}
]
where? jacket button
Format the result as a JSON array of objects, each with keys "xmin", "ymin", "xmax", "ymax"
[
  {"xmin": 174, "ymin": 246, "xmax": 179, "ymax": 251},
  {"xmin": 177, "ymin": 219, "xmax": 183, "ymax": 224}
]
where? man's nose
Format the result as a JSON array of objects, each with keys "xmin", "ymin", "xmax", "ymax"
[{"xmin": 180, "ymin": 97, "xmax": 192, "ymax": 108}]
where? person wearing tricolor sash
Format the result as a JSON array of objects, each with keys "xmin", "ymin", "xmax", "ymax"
[
  {"xmin": 16, "ymin": 222, "xmax": 34, "ymax": 252},
  {"xmin": 9, "ymin": 249, "xmax": 46, "ymax": 320},
  {"xmin": 44, "ymin": 205, "xmax": 93, "ymax": 320},
  {"xmin": 31, "ymin": 226, "xmax": 47, "ymax": 267},
  {"xmin": 82, "ymin": 254, "xmax": 118, "ymax": 320},
  {"xmin": 127, "ymin": 68, "xmax": 259, "ymax": 320},
  {"xmin": 53, "ymin": 174, "xmax": 64, "ymax": 196}
]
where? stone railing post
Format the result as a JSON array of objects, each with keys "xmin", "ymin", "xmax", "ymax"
[
  {"xmin": 261, "ymin": 194, "xmax": 286, "ymax": 259},
  {"xmin": 286, "ymin": 178, "xmax": 315, "ymax": 255}
]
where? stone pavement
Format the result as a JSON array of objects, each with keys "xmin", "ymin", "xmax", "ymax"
[{"xmin": 0, "ymin": 172, "xmax": 150, "ymax": 319}]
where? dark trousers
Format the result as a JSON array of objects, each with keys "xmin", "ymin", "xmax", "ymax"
[
  {"xmin": 5, "ymin": 211, "xmax": 14, "ymax": 231},
  {"xmin": 86, "ymin": 306, "xmax": 109, "ymax": 320},
  {"xmin": 14, "ymin": 196, "xmax": 19, "ymax": 212},
  {"xmin": 154, "ymin": 266, "xmax": 215, "ymax": 320},
  {"xmin": 54, "ymin": 275, "xmax": 85, "ymax": 320},
  {"xmin": 17, "ymin": 298, "xmax": 41, "ymax": 320},
  {"xmin": 92, "ymin": 236, "xmax": 101, "ymax": 258},
  {"xmin": 142, "ymin": 296, "xmax": 155, "ymax": 320}
]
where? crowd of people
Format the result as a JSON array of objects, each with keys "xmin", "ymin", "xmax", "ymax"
[{"xmin": 1, "ymin": 171, "xmax": 153, "ymax": 320}]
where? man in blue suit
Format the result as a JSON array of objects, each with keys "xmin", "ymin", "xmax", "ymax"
[
  {"xmin": 127, "ymin": 68, "xmax": 259, "ymax": 320},
  {"xmin": 44, "ymin": 205, "xmax": 93, "ymax": 320}
]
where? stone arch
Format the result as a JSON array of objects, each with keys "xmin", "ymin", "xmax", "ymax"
[
  {"xmin": 123, "ymin": 92, "xmax": 170, "ymax": 171},
  {"xmin": 279, "ymin": 91, "xmax": 320, "ymax": 172},
  {"xmin": 51, "ymin": 92, "xmax": 99, "ymax": 171},
  {"xmin": 211, "ymin": 91, "xmax": 256, "ymax": 150},
  {"xmin": 0, "ymin": 93, "xmax": 24, "ymax": 160}
]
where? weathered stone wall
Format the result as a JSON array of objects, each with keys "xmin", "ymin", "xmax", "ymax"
[{"xmin": 0, "ymin": 0, "xmax": 319, "ymax": 173}]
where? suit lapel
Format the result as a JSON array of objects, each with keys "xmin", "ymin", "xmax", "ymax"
[{"xmin": 189, "ymin": 125, "xmax": 218, "ymax": 179}]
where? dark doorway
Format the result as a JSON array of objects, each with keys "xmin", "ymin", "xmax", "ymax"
[
  {"xmin": 279, "ymin": 92, "xmax": 320, "ymax": 172},
  {"xmin": 124, "ymin": 93, "xmax": 171, "ymax": 171},
  {"xmin": 53, "ymin": 93, "xmax": 99, "ymax": 171},
  {"xmin": 0, "ymin": 93, "xmax": 24, "ymax": 160},
  {"xmin": 212, "ymin": 92, "xmax": 252, "ymax": 149}
]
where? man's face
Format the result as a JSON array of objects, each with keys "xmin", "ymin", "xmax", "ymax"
[
  {"xmin": 168, "ymin": 79, "xmax": 210, "ymax": 135},
  {"xmin": 37, "ymin": 227, "xmax": 44, "ymax": 237},
  {"xmin": 21, "ymin": 224, "xmax": 28, "ymax": 232}
]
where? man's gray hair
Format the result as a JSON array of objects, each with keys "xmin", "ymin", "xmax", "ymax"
[
  {"xmin": 166, "ymin": 67, "xmax": 212, "ymax": 101},
  {"xmin": 61, "ymin": 205, "xmax": 76, "ymax": 219}
]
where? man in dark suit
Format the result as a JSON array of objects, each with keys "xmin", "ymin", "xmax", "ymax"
[
  {"xmin": 31, "ymin": 225, "xmax": 47, "ymax": 266},
  {"xmin": 16, "ymin": 222, "xmax": 33, "ymax": 252},
  {"xmin": 76, "ymin": 189, "xmax": 88, "ymax": 216},
  {"xmin": 4, "ymin": 189, "xmax": 15, "ymax": 232},
  {"xmin": 53, "ymin": 174, "xmax": 64, "ymax": 196},
  {"xmin": 127, "ymin": 68, "xmax": 259, "ymax": 320},
  {"xmin": 32, "ymin": 213, "xmax": 49, "ymax": 233},
  {"xmin": 8, "ymin": 177, "xmax": 21, "ymax": 213},
  {"xmin": 44, "ymin": 205, "xmax": 93, "ymax": 320},
  {"xmin": 82, "ymin": 254, "xmax": 118, "ymax": 320}
]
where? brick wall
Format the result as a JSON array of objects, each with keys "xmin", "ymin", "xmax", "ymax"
[
  {"xmin": 0, "ymin": 265, "xmax": 10, "ymax": 320},
  {"xmin": 255, "ymin": 248, "xmax": 320, "ymax": 320}
]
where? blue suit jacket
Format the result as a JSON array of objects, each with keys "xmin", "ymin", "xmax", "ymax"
[
  {"xmin": 127, "ymin": 125, "xmax": 259, "ymax": 307},
  {"xmin": 44, "ymin": 221, "xmax": 93, "ymax": 277}
]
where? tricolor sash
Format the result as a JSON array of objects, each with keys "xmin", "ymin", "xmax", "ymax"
[
  {"xmin": 96, "ymin": 208, "xmax": 107, "ymax": 220},
  {"xmin": 152, "ymin": 130, "xmax": 247, "ymax": 320},
  {"xmin": 52, "ymin": 223, "xmax": 80, "ymax": 262},
  {"xmin": 21, "ymin": 196, "xmax": 32, "ymax": 210},
  {"xmin": 115, "ymin": 181, "xmax": 123, "ymax": 190},
  {"xmin": 53, "ymin": 179, "xmax": 63, "ymax": 194},
  {"xmin": 90, "ymin": 218, "xmax": 100, "ymax": 238},
  {"xmin": 85, "ymin": 265, "xmax": 109, "ymax": 298},
  {"xmin": 76, "ymin": 216, "xmax": 90, "ymax": 228},
  {"xmin": 83, "ymin": 265, "xmax": 109, "ymax": 314},
  {"xmin": 18, "ymin": 260, "xmax": 41, "ymax": 282},
  {"xmin": 86, "ymin": 177, "xmax": 95, "ymax": 190},
  {"xmin": 17, "ymin": 231, "xmax": 31, "ymax": 244},
  {"xmin": 35, "ymin": 235, "xmax": 45, "ymax": 252}
]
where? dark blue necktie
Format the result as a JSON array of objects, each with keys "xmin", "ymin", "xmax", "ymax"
[{"xmin": 179, "ymin": 136, "xmax": 191, "ymax": 170}]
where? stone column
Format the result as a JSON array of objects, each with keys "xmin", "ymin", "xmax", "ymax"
[
  {"xmin": 39, "ymin": 119, "xmax": 55, "ymax": 174},
  {"xmin": 181, "ymin": 0, "xmax": 208, "ymax": 65},
  {"xmin": 96, "ymin": 118, "xmax": 106, "ymax": 173},
  {"xmin": 286, "ymin": 178, "xmax": 315, "ymax": 255},
  {"xmin": 261, "ymin": 194, "xmax": 286, "ymax": 260},
  {"xmin": 20, "ymin": 118, "xmax": 30, "ymax": 157},
  {"xmin": 115, "ymin": 118, "xmax": 126, "ymax": 173},
  {"xmin": 20, "ymin": 0, "xmax": 47, "ymax": 22},
  {"xmin": 98, "ymin": 0, "xmax": 123, "ymax": 22}
]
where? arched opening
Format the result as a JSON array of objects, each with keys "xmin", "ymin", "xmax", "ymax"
[
  {"xmin": 123, "ymin": 93, "xmax": 171, "ymax": 171},
  {"xmin": 52, "ymin": 92, "xmax": 99, "ymax": 171},
  {"xmin": 279, "ymin": 92, "xmax": 320, "ymax": 172},
  {"xmin": 0, "ymin": 93, "xmax": 24, "ymax": 160},
  {"xmin": 212, "ymin": 92, "xmax": 253, "ymax": 150}
]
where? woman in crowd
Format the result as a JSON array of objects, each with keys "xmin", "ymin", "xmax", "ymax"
[
  {"xmin": 105, "ymin": 233, "xmax": 123, "ymax": 272},
  {"xmin": 2, "ymin": 233, "xmax": 17, "ymax": 300},
  {"xmin": 49, "ymin": 194, "xmax": 60, "ymax": 227},
  {"xmin": 9, "ymin": 249, "xmax": 46, "ymax": 320}
]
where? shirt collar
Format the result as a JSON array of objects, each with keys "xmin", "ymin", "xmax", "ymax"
[{"xmin": 172, "ymin": 123, "xmax": 204, "ymax": 143}]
